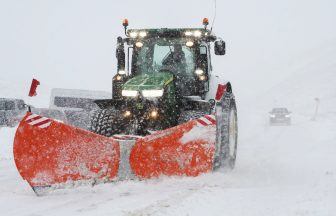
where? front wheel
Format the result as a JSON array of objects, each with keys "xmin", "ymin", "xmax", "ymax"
[
  {"xmin": 214, "ymin": 93, "xmax": 238, "ymax": 170},
  {"xmin": 89, "ymin": 109, "xmax": 126, "ymax": 137}
]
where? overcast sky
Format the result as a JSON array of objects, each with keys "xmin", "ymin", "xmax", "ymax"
[{"xmin": 0, "ymin": 0, "xmax": 335, "ymax": 105}]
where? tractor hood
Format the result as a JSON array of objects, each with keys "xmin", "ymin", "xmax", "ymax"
[{"xmin": 123, "ymin": 73, "xmax": 173, "ymax": 91}]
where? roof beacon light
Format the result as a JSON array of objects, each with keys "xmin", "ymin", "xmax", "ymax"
[
  {"xmin": 203, "ymin": 18, "xmax": 209, "ymax": 29},
  {"xmin": 123, "ymin": 19, "xmax": 129, "ymax": 35},
  {"xmin": 122, "ymin": 19, "xmax": 129, "ymax": 27}
]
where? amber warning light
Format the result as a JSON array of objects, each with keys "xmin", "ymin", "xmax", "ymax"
[
  {"xmin": 203, "ymin": 18, "xmax": 209, "ymax": 27},
  {"xmin": 123, "ymin": 19, "xmax": 129, "ymax": 27}
]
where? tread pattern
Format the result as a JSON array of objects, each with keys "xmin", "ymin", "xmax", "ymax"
[{"xmin": 90, "ymin": 109, "xmax": 125, "ymax": 137}]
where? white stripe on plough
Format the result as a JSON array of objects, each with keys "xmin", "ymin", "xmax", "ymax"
[
  {"xmin": 196, "ymin": 115, "xmax": 216, "ymax": 126},
  {"xmin": 199, "ymin": 117, "xmax": 213, "ymax": 125},
  {"xmin": 25, "ymin": 114, "xmax": 52, "ymax": 129},
  {"xmin": 25, "ymin": 114, "xmax": 39, "ymax": 121},
  {"xmin": 39, "ymin": 122, "xmax": 52, "ymax": 128},
  {"xmin": 28, "ymin": 117, "xmax": 49, "ymax": 125}
]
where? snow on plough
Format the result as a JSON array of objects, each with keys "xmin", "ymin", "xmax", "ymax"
[{"xmin": 13, "ymin": 18, "xmax": 238, "ymax": 195}]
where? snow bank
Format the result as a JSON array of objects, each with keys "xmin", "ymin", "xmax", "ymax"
[{"xmin": 0, "ymin": 127, "xmax": 16, "ymax": 160}]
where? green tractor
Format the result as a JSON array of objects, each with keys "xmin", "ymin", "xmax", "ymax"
[
  {"xmin": 90, "ymin": 18, "xmax": 236, "ymax": 145},
  {"xmin": 12, "ymin": 19, "xmax": 238, "ymax": 195}
]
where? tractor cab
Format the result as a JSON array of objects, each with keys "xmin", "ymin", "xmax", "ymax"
[
  {"xmin": 112, "ymin": 19, "xmax": 225, "ymax": 101},
  {"xmin": 13, "ymin": 19, "xmax": 238, "ymax": 193}
]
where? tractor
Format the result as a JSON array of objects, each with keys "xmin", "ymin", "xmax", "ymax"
[
  {"xmin": 13, "ymin": 18, "xmax": 238, "ymax": 195},
  {"xmin": 91, "ymin": 19, "xmax": 236, "ymax": 139}
]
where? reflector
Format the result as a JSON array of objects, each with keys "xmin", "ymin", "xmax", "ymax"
[{"xmin": 28, "ymin": 78, "xmax": 40, "ymax": 97}]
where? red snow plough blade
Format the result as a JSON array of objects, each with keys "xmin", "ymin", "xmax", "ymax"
[{"xmin": 13, "ymin": 112, "xmax": 217, "ymax": 195}]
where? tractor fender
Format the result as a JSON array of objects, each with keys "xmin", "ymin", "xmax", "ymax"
[{"xmin": 206, "ymin": 79, "xmax": 232, "ymax": 101}]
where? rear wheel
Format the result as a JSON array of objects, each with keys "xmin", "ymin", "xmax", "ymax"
[
  {"xmin": 178, "ymin": 110, "xmax": 207, "ymax": 124},
  {"xmin": 214, "ymin": 93, "xmax": 238, "ymax": 170}
]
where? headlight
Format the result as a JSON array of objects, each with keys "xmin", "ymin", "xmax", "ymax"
[
  {"xmin": 186, "ymin": 41, "xmax": 194, "ymax": 47},
  {"xmin": 194, "ymin": 30, "xmax": 202, "ymax": 37},
  {"xmin": 149, "ymin": 110, "xmax": 159, "ymax": 118},
  {"xmin": 199, "ymin": 75, "xmax": 206, "ymax": 81},
  {"xmin": 123, "ymin": 110, "xmax": 131, "ymax": 117},
  {"xmin": 285, "ymin": 114, "xmax": 291, "ymax": 118},
  {"xmin": 122, "ymin": 90, "xmax": 138, "ymax": 97},
  {"xmin": 135, "ymin": 41, "xmax": 143, "ymax": 48},
  {"xmin": 118, "ymin": 70, "xmax": 126, "ymax": 75},
  {"xmin": 142, "ymin": 89, "xmax": 164, "ymax": 97},
  {"xmin": 139, "ymin": 31, "xmax": 147, "ymax": 37},
  {"xmin": 195, "ymin": 69, "xmax": 204, "ymax": 75},
  {"xmin": 130, "ymin": 32, "xmax": 138, "ymax": 38},
  {"xmin": 116, "ymin": 75, "xmax": 122, "ymax": 81},
  {"xmin": 269, "ymin": 114, "xmax": 275, "ymax": 118}
]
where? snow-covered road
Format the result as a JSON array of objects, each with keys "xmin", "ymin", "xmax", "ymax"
[
  {"xmin": 1, "ymin": 38, "xmax": 336, "ymax": 216},
  {"xmin": 1, "ymin": 103, "xmax": 335, "ymax": 215}
]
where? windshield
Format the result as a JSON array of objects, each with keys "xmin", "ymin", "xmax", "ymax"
[{"xmin": 134, "ymin": 38, "xmax": 196, "ymax": 76}]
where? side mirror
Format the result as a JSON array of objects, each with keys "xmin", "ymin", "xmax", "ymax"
[
  {"xmin": 116, "ymin": 37, "xmax": 125, "ymax": 72},
  {"xmin": 214, "ymin": 40, "xmax": 226, "ymax": 55}
]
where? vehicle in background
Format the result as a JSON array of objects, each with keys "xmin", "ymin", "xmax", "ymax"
[
  {"xmin": 0, "ymin": 98, "xmax": 26, "ymax": 127},
  {"xmin": 49, "ymin": 88, "xmax": 111, "ymax": 129},
  {"xmin": 269, "ymin": 107, "xmax": 291, "ymax": 125}
]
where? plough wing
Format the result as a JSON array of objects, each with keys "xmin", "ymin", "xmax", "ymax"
[{"xmin": 13, "ymin": 113, "xmax": 120, "ymax": 189}]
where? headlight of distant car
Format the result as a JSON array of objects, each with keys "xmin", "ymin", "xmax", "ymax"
[
  {"xmin": 122, "ymin": 90, "xmax": 138, "ymax": 97},
  {"xmin": 269, "ymin": 114, "xmax": 276, "ymax": 118},
  {"xmin": 141, "ymin": 89, "xmax": 164, "ymax": 98},
  {"xmin": 285, "ymin": 114, "xmax": 291, "ymax": 118}
]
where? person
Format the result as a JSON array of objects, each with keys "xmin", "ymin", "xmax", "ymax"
[{"xmin": 162, "ymin": 44, "xmax": 187, "ymax": 75}]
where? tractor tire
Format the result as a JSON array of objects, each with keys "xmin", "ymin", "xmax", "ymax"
[
  {"xmin": 214, "ymin": 92, "xmax": 238, "ymax": 170},
  {"xmin": 90, "ymin": 109, "xmax": 125, "ymax": 137}
]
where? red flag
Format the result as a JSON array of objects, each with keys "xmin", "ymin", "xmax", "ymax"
[{"xmin": 28, "ymin": 79, "xmax": 40, "ymax": 97}]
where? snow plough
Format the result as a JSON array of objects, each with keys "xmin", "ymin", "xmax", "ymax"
[{"xmin": 13, "ymin": 18, "xmax": 238, "ymax": 195}]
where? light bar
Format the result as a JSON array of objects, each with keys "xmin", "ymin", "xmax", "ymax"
[
  {"xmin": 122, "ymin": 90, "xmax": 138, "ymax": 97},
  {"xmin": 142, "ymin": 89, "xmax": 164, "ymax": 97}
]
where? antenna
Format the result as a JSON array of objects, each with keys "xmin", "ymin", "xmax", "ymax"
[{"xmin": 210, "ymin": 0, "xmax": 217, "ymax": 33}]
